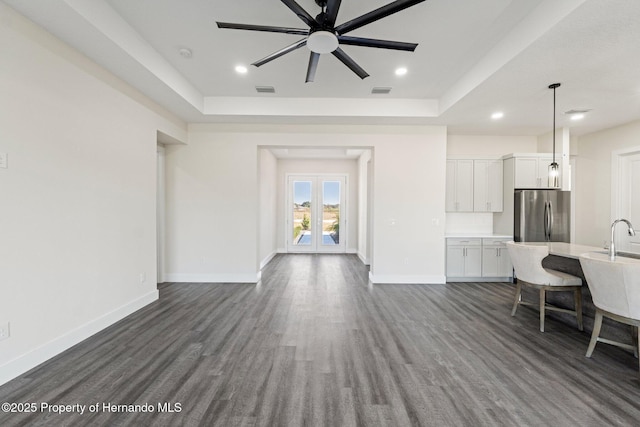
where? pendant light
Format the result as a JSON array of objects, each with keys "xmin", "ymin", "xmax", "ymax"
[{"xmin": 548, "ymin": 83, "xmax": 561, "ymax": 188}]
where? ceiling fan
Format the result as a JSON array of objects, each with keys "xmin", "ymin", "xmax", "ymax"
[{"xmin": 216, "ymin": 0, "xmax": 426, "ymax": 82}]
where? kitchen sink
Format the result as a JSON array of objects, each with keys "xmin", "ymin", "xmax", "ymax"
[
  {"xmin": 594, "ymin": 250, "xmax": 640, "ymax": 260},
  {"xmin": 616, "ymin": 251, "xmax": 640, "ymax": 259}
]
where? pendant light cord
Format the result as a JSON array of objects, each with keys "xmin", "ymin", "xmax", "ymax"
[
  {"xmin": 552, "ymin": 86, "xmax": 556, "ymax": 164},
  {"xmin": 548, "ymin": 83, "xmax": 561, "ymax": 164}
]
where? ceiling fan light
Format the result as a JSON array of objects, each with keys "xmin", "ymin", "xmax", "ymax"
[{"xmin": 307, "ymin": 31, "xmax": 339, "ymax": 54}]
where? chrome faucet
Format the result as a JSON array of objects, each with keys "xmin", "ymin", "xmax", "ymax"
[{"xmin": 609, "ymin": 218, "xmax": 636, "ymax": 260}]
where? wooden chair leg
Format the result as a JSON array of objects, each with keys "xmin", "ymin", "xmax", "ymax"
[
  {"xmin": 575, "ymin": 288, "xmax": 583, "ymax": 331},
  {"xmin": 539, "ymin": 288, "xmax": 546, "ymax": 332},
  {"xmin": 586, "ymin": 310, "xmax": 603, "ymax": 357},
  {"xmin": 511, "ymin": 281, "xmax": 522, "ymax": 316}
]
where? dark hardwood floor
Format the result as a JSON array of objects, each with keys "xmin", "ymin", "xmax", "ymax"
[{"xmin": 1, "ymin": 254, "xmax": 639, "ymax": 426}]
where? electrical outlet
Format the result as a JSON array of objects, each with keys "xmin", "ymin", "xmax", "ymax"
[
  {"xmin": 139, "ymin": 272, "xmax": 146, "ymax": 284},
  {"xmin": 0, "ymin": 152, "xmax": 7, "ymax": 169},
  {"xmin": 0, "ymin": 322, "xmax": 10, "ymax": 341}
]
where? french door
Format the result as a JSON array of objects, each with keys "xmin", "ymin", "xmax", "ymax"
[{"xmin": 287, "ymin": 175, "xmax": 346, "ymax": 253}]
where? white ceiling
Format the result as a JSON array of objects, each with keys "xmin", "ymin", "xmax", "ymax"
[{"xmin": 5, "ymin": 0, "xmax": 640, "ymax": 136}]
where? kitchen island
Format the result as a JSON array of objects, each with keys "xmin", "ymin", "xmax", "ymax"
[{"xmin": 515, "ymin": 242, "xmax": 633, "ymax": 342}]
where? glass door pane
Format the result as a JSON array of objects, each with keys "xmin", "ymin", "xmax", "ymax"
[
  {"xmin": 287, "ymin": 175, "xmax": 345, "ymax": 253},
  {"xmin": 322, "ymin": 181, "xmax": 340, "ymax": 246},
  {"xmin": 292, "ymin": 180, "xmax": 312, "ymax": 247}
]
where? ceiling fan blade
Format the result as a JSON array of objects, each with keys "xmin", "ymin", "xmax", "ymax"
[
  {"xmin": 338, "ymin": 35, "xmax": 417, "ymax": 51},
  {"xmin": 335, "ymin": 0, "xmax": 426, "ymax": 35},
  {"xmin": 305, "ymin": 52, "xmax": 320, "ymax": 83},
  {"xmin": 216, "ymin": 22, "xmax": 308, "ymax": 36},
  {"xmin": 280, "ymin": 0, "xmax": 318, "ymax": 29},
  {"xmin": 252, "ymin": 38, "xmax": 308, "ymax": 67},
  {"xmin": 325, "ymin": 0, "xmax": 342, "ymax": 26},
  {"xmin": 332, "ymin": 47, "xmax": 369, "ymax": 79}
]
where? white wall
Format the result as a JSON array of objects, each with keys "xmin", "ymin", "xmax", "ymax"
[
  {"xmin": 358, "ymin": 151, "xmax": 372, "ymax": 263},
  {"xmin": 366, "ymin": 131, "xmax": 447, "ymax": 283},
  {"xmin": 165, "ymin": 124, "xmax": 447, "ymax": 284},
  {"xmin": 447, "ymin": 135, "xmax": 537, "ymax": 158},
  {"xmin": 275, "ymin": 158, "xmax": 359, "ymax": 253},
  {"xmin": 258, "ymin": 149, "xmax": 278, "ymax": 268},
  {"xmin": 0, "ymin": 4, "xmax": 187, "ymax": 385},
  {"xmin": 575, "ymin": 119, "xmax": 640, "ymax": 246},
  {"xmin": 164, "ymin": 129, "xmax": 259, "ymax": 283}
]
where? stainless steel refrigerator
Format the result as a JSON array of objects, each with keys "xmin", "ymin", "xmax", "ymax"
[{"xmin": 514, "ymin": 190, "xmax": 571, "ymax": 242}]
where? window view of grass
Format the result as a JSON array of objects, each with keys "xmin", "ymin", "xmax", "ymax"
[{"xmin": 292, "ymin": 180, "xmax": 340, "ymax": 246}]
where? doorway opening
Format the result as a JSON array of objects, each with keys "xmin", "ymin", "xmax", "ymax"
[
  {"xmin": 614, "ymin": 149, "xmax": 640, "ymax": 252},
  {"xmin": 287, "ymin": 174, "xmax": 346, "ymax": 253}
]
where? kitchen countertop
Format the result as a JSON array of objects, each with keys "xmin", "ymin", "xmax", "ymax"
[
  {"xmin": 445, "ymin": 234, "xmax": 513, "ymax": 239},
  {"xmin": 579, "ymin": 250, "xmax": 640, "ymax": 264},
  {"xmin": 548, "ymin": 242, "xmax": 605, "ymax": 259},
  {"xmin": 511, "ymin": 241, "xmax": 604, "ymax": 259}
]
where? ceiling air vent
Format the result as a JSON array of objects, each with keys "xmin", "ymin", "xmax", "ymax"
[
  {"xmin": 371, "ymin": 87, "xmax": 392, "ymax": 94},
  {"xmin": 255, "ymin": 86, "xmax": 275, "ymax": 94}
]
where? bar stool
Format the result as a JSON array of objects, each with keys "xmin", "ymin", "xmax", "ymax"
[
  {"xmin": 579, "ymin": 253, "xmax": 640, "ymax": 371},
  {"xmin": 506, "ymin": 242, "xmax": 583, "ymax": 332}
]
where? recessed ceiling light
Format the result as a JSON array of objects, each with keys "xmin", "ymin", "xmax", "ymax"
[
  {"xmin": 565, "ymin": 109, "xmax": 590, "ymax": 121},
  {"xmin": 235, "ymin": 65, "xmax": 248, "ymax": 74},
  {"xmin": 491, "ymin": 111, "xmax": 504, "ymax": 120},
  {"xmin": 395, "ymin": 67, "xmax": 407, "ymax": 76}
]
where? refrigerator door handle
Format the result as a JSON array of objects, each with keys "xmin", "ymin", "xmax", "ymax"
[
  {"xmin": 543, "ymin": 201, "xmax": 550, "ymax": 241},
  {"xmin": 548, "ymin": 200, "xmax": 554, "ymax": 240},
  {"xmin": 518, "ymin": 193, "xmax": 526, "ymax": 242}
]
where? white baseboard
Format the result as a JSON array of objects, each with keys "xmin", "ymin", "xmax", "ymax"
[
  {"xmin": 0, "ymin": 290, "xmax": 158, "ymax": 386},
  {"xmin": 368, "ymin": 272, "xmax": 446, "ymax": 284},
  {"xmin": 357, "ymin": 252, "xmax": 370, "ymax": 265},
  {"xmin": 260, "ymin": 252, "xmax": 277, "ymax": 270},
  {"xmin": 164, "ymin": 272, "xmax": 260, "ymax": 283},
  {"xmin": 446, "ymin": 276, "xmax": 513, "ymax": 283}
]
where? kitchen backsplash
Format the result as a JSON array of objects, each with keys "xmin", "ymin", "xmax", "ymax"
[{"xmin": 445, "ymin": 212, "xmax": 494, "ymax": 234}]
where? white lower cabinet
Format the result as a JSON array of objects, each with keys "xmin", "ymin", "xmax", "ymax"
[
  {"xmin": 446, "ymin": 238, "xmax": 482, "ymax": 278},
  {"xmin": 481, "ymin": 238, "xmax": 513, "ymax": 278},
  {"xmin": 446, "ymin": 237, "xmax": 513, "ymax": 282}
]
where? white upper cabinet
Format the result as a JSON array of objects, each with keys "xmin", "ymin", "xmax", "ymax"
[
  {"xmin": 473, "ymin": 160, "xmax": 503, "ymax": 212},
  {"xmin": 446, "ymin": 160, "xmax": 474, "ymax": 212},
  {"xmin": 446, "ymin": 159, "xmax": 503, "ymax": 213},
  {"xmin": 512, "ymin": 155, "xmax": 558, "ymax": 189}
]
